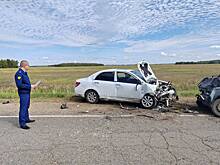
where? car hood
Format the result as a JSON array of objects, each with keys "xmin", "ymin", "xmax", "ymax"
[{"xmin": 137, "ymin": 61, "xmax": 157, "ymax": 82}]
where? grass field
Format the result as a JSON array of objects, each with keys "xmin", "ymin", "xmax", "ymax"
[{"xmin": 0, "ymin": 64, "xmax": 220, "ymax": 99}]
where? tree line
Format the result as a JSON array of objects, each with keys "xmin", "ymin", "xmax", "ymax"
[
  {"xmin": 176, "ymin": 60, "xmax": 220, "ymax": 65},
  {"xmin": 0, "ymin": 59, "xmax": 18, "ymax": 68}
]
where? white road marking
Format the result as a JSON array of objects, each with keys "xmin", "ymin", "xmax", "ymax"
[
  {"xmin": 0, "ymin": 114, "xmax": 213, "ymax": 118},
  {"xmin": 0, "ymin": 114, "xmax": 135, "ymax": 118}
]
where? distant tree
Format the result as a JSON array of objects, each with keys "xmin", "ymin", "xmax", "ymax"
[
  {"xmin": 0, "ymin": 59, "xmax": 18, "ymax": 68},
  {"xmin": 176, "ymin": 59, "xmax": 220, "ymax": 65}
]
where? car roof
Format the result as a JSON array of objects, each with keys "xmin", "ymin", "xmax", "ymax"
[
  {"xmin": 89, "ymin": 69, "xmax": 138, "ymax": 79},
  {"xmin": 98, "ymin": 69, "xmax": 134, "ymax": 72}
]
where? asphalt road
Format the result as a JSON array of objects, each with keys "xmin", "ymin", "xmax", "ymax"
[{"xmin": 0, "ymin": 115, "xmax": 220, "ymax": 165}]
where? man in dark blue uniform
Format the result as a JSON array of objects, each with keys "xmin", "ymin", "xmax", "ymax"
[{"xmin": 15, "ymin": 60, "xmax": 39, "ymax": 129}]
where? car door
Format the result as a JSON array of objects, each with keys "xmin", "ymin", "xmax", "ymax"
[
  {"xmin": 116, "ymin": 71, "xmax": 142, "ymax": 101},
  {"xmin": 93, "ymin": 71, "xmax": 117, "ymax": 99}
]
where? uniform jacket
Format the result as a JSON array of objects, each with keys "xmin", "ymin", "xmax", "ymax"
[{"xmin": 15, "ymin": 68, "xmax": 31, "ymax": 94}]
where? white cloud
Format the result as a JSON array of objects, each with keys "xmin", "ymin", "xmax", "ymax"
[
  {"xmin": 0, "ymin": 0, "xmax": 219, "ymax": 46},
  {"xmin": 42, "ymin": 56, "xmax": 49, "ymax": 60},
  {"xmin": 161, "ymin": 51, "xmax": 176, "ymax": 57},
  {"xmin": 210, "ymin": 45, "xmax": 220, "ymax": 49},
  {"xmin": 121, "ymin": 31, "xmax": 220, "ymax": 63},
  {"xmin": 161, "ymin": 51, "xmax": 167, "ymax": 56},
  {"xmin": 124, "ymin": 32, "xmax": 220, "ymax": 54}
]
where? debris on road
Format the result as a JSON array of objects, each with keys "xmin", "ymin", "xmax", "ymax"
[
  {"xmin": 182, "ymin": 108, "xmax": 194, "ymax": 113},
  {"xmin": 104, "ymin": 115, "xmax": 112, "ymax": 120},
  {"xmin": 182, "ymin": 108, "xmax": 199, "ymax": 114},
  {"xmin": 155, "ymin": 105, "xmax": 170, "ymax": 113},
  {"xmin": 79, "ymin": 110, "xmax": 89, "ymax": 113},
  {"xmin": 136, "ymin": 114, "xmax": 155, "ymax": 119},
  {"xmin": 136, "ymin": 113, "xmax": 175, "ymax": 121},
  {"xmin": 120, "ymin": 103, "xmax": 139, "ymax": 110},
  {"xmin": 119, "ymin": 100, "xmax": 202, "ymax": 116},
  {"xmin": 2, "ymin": 100, "xmax": 10, "ymax": 104},
  {"xmin": 60, "ymin": 103, "xmax": 68, "ymax": 109}
]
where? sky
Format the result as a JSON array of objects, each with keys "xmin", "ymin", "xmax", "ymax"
[{"xmin": 0, "ymin": 0, "xmax": 220, "ymax": 65}]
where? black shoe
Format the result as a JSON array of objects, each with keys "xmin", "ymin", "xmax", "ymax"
[
  {"xmin": 26, "ymin": 120, "xmax": 35, "ymax": 123},
  {"xmin": 20, "ymin": 125, "xmax": 30, "ymax": 130}
]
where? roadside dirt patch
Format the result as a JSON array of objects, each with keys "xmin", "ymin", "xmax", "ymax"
[{"xmin": 0, "ymin": 97, "xmax": 213, "ymax": 117}]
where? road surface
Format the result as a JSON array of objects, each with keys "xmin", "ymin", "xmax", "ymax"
[{"xmin": 0, "ymin": 114, "xmax": 220, "ymax": 165}]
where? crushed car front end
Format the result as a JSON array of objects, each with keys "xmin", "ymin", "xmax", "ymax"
[
  {"xmin": 197, "ymin": 76, "xmax": 220, "ymax": 117},
  {"xmin": 137, "ymin": 61, "xmax": 178, "ymax": 108},
  {"xmin": 197, "ymin": 76, "xmax": 220, "ymax": 107},
  {"xmin": 155, "ymin": 80, "xmax": 178, "ymax": 107}
]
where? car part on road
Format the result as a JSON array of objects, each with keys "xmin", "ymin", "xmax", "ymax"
[
  {"xmin": 120, "ymin": 103, "xmax": 139, "ymax": 110},
  {"xmin": 2, "ymin": 100, "xmax": 10, "ymax": 104},
  {"xmin": 136, "ymin": 114, "xmax": 155, "ymax": 119},
  {"xmin": 156, "ymin": 106, "xmax": 170, "ymax": 112},
  {"xmin": 104, "ymin": 115, "xmax": 112, "ymax": 120},
  {"xmin": 79, "ymin": 110, "xmax": 89, "ymax": 113},
  {"xmin": 60, "ymin": 103, "xmax": 68, "ymax": 109},
  {"xmin": 197, "ymin": 75, "xmax": 220, "ymax": 117},
  {"xmin": 182, "ymin": 108, "xmax": 194, "ymax": 113}
]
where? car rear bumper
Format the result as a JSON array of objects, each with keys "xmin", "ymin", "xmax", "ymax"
[
  {"xmin": 74, "ymin": 88, "xmax": 85, "ymax": 98},
  {"xmin": 75, "ymin": 93, "xmax": 84, "ymax": 97}
]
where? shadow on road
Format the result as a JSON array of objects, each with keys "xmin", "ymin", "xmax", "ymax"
[{"xmin": 69, "ymin": 96, "xmax": 85, "ymax": 102}]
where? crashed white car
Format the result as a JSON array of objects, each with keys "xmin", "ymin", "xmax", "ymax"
[{"xmin": 75, "ymin": 61, "xmax": 178, "ymax": 109}]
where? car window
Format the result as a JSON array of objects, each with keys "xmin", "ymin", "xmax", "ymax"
[
  {"xmin": 131, "ymin": 70, "xmax": 146, "ymax": 82},
  {"xmin": 117, "ymin": 72, "xmax": 140, "ymax": 84},
  {"xmin": 95, "ymin": 72, "xmax": 115, "ymax": 82}
]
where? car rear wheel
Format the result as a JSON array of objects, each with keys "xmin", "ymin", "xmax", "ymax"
[
  {"xmin": 141, "ymin": 94, "xmax": 156, "ymax": 109},
  {"xmin": 85, "ymin": 90, "xmax": 99, "ymax": 104},
  {"xmin": 211, "ymin": 99, "xmax": 220, "ymax": 117}
]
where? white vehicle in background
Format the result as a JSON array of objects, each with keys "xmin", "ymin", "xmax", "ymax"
[{"xmin": 74, "ymin": 61, "xmax": 178, "ymax": 109}]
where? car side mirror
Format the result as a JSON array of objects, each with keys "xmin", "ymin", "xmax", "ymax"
[
  {"xmin": 137, "ymin": 80, "xmax": 142, "ymax": 85},
  {"xmin": 136, "ymin": 80, "xmax": 142, "ymax": 91}
]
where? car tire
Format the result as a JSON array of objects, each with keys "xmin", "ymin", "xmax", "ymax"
[
  {"xmin": 141, "ymin": 94, "xmax": 156, "ymax": 109},
  {"xmin": 211, "ymin": 99, "xmax": 220, "ymax": 117},
  {"xmin": 85, "ymin": 90, "xmax": 99, "ymax": 104}
]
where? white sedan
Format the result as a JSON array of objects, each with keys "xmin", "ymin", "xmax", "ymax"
[{"xmin": 75, "ymin": 61, "xmax": 178, "ymax": 109}]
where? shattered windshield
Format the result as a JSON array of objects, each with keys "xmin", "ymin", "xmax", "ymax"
[{"xmin": 131, "ymin": 70, "xmax": 146, "ymax": 82}]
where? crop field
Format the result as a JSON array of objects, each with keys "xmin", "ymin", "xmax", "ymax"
[{"xmin": 0, "ymin": 64, "xmax": 220, "ymax": 99}]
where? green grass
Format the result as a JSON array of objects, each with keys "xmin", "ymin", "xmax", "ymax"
[{"xmin": 0, "ymin": 64, "xmax": 220, "ymax": 99}]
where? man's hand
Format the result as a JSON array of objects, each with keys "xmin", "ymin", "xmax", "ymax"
[
  {"xmin": 31, "ymin": 80, "xmax": 41, "ymax": 89},
  {"xmin": 31, "ymin": 84, "xmax": 37, "ymax": 89}
]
